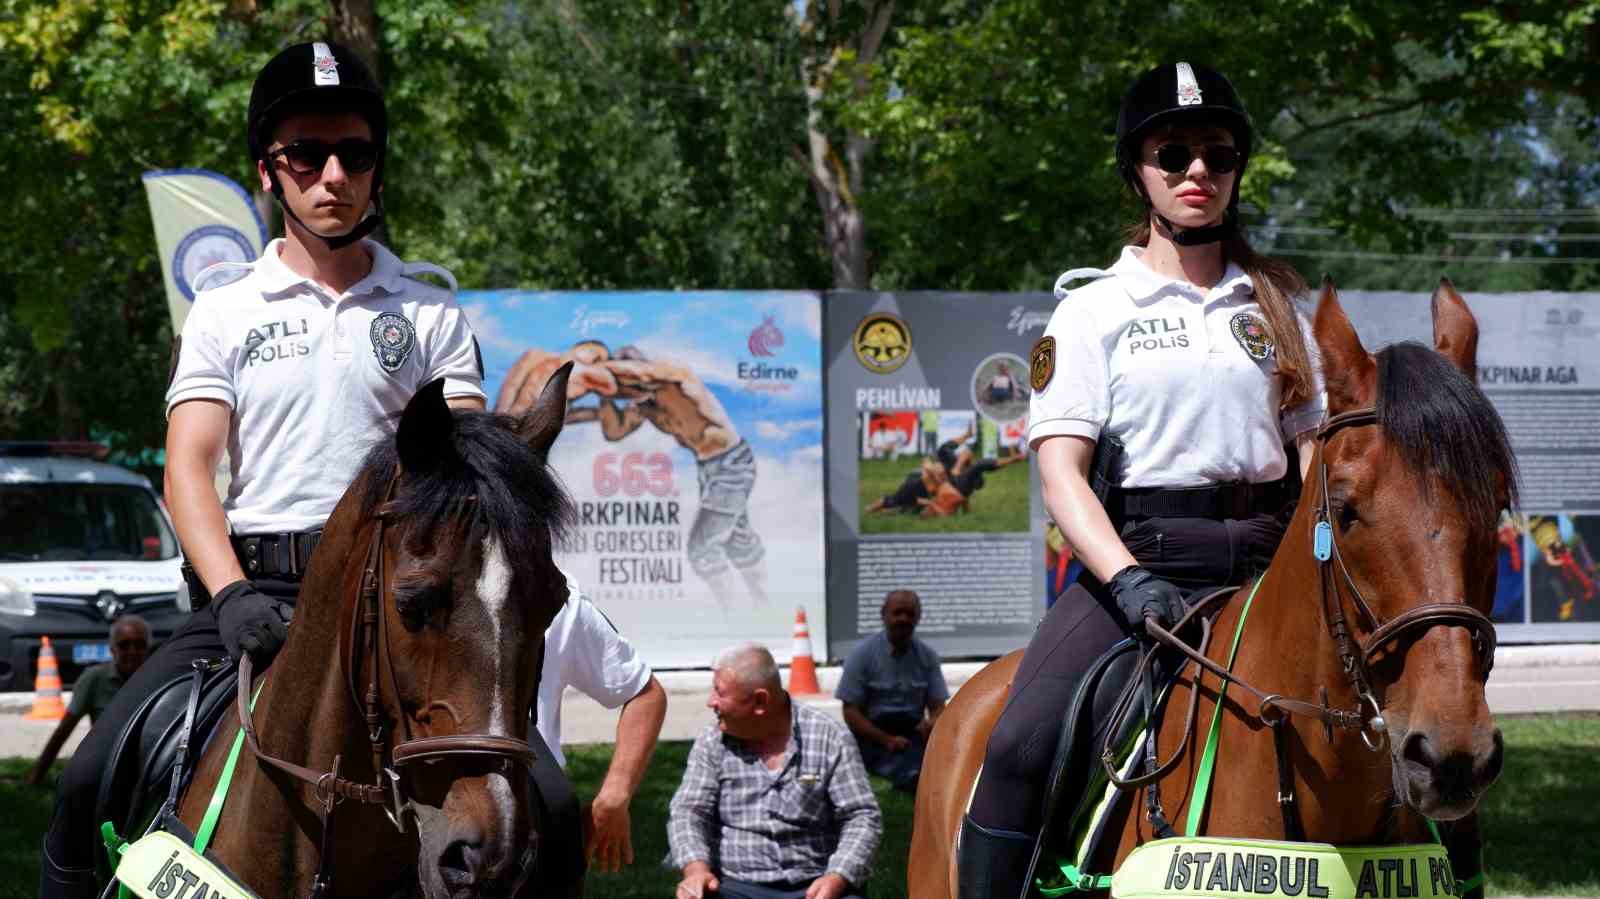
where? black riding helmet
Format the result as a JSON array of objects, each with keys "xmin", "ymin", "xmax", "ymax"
[
  {"xmin": 1115, "ymin": 62, "xmax": 1253, "ymax": 246},
  {"xmin": 247, "ymin": 41, "xmax": 387, "ymax": 250}
]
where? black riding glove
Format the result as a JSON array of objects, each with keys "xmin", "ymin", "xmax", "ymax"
[
  {"xmin": 1108, "ymin": 566, "xmax": 1186, "ymax": 633},
  {"xmin": 213, "ymin": 580, "xmax": 292, "ymax": 665}
]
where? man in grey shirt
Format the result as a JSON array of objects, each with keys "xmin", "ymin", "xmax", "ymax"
[
  {"xmin": 669, "ymin": 644, "xmax": 881, "ymax": 899},
  {"xmin": 836, "ymin": 590, "xmax": 948, "ymax": 792}
]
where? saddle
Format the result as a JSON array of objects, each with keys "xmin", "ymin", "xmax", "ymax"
[
  {"xmin": 1020, "ymin": 586, "xmax": 1244, "ymax": 896},
  {"xmin": 1020, "ymin": 637, "xmax": 1151, "ymax": 891},
  {"xmin": 92, "ymin": 658, "xmax": 238, "ymax": 871}
]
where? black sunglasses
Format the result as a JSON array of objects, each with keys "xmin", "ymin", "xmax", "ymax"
[
  {"xmin": 1150, "ymin": 143, "xmax": 1240, "ymax": 175},
  {"xmin": 270, "ymin": 138, "xmax": 380, "ymax": 176}
]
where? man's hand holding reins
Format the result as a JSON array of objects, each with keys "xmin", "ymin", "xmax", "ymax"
[
  {"xmin": 1108, "ymin": 566, "xmax": 1185, "ymax": 633},
  {"xmin": 213, "ymin": 581, "xmax": 292, "ymax": 664}
]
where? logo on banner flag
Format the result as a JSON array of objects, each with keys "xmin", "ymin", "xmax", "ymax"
[
  {"xmin": 853, "ymin": 312, "xmax": 912, "ymax": 374},
  {"xmin": 172, "ymin": 225, "xmax": 254, "ymax": 301}
]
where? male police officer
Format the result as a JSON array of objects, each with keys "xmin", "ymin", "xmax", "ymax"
[{"xmin": 37, "ymin": 42, "xmax": 487, "ymax": 898}]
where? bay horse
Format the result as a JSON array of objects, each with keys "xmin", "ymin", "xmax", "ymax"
[
  {"xmin": 910, "ymin": 279, "xmax": 1513, "ymax": 896},
  {"xmin": 163, "ymin": 368, "xmax": 577, "ymax": 898}
]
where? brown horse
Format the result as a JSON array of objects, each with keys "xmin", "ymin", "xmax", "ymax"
[
  {"xmin": 910, "ymin": 280, "xmax": 1512, "ymax": 896},
  {"xmin": 165, "ymin": 369, "xmax": 577, "ymax": 898}
]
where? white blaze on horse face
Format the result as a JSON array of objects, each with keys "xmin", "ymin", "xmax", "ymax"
[
  {"xmin": 474, "ymin": 536, "xmax": 521, "ymax": 844},
  {"xmin": 474, "ymin": 536, "xmax": 514, "ymax": 734}
]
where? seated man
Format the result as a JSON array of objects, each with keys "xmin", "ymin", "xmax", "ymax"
[
  {"xmin": 27, "ymin": 616, "xmax": 152, "ymax": 785},
  {"xmin": 670, "ymin": 644, "xmax": 882, "ymax": 899},
  {"xmin": 836, "ymin": 591, "xmax": 948, "ymax": 791}
]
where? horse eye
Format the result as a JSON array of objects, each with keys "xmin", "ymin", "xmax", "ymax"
[
  {"xmin": 1333, "ymin": 500, "xmax": 1359, "ymax": 529},
  {"xmin": 396, "ymin": 584, "xmax": 449, "ymax": 629}
]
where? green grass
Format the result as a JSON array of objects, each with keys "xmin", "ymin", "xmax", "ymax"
[
  {"xmin": 858, "ymin": 455, "xmax": 1030, "ymax": 534},
  {"xmin": 3, "ymin": 714, "xmax": 1595, "ymax": 898}
]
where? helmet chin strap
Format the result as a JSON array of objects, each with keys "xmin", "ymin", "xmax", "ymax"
[
  {"xmin": 1152, "ymin": 207, "xmax": 1235, "ymax": 246},
  {"xmin": 267, "ymin": 174, "xmax": 384, "ymax": 250}
]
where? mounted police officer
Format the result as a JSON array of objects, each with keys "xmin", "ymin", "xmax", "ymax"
[
  {"xmin": 36, "ymin": 41, "xmax": 488, "ymax": 898},
  {"xmin": 956, "ymin": 62, "xmax": 1328, "ymax": 899}
]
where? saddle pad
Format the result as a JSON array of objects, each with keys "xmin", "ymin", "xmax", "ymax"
[
  {"xmin": 1112, "ymin": 837, "xmax": 1456, "ymax": 899},
  {"xmin": 115, "ymin": 831, "xmax": 261, "ymax": 899}
]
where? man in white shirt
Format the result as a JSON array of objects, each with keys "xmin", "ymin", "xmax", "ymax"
[{"xmin": 538, "ymin": 573, "xmax": 668, "ymax": 873}]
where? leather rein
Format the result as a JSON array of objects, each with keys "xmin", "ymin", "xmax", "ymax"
[
  {"xmin": 234, "ymin": 485, "xmax": 538, "ymax": 896},
  {"xmin": 1101, "ymin": 405, "xmax": 1498, "ymax": 835}
]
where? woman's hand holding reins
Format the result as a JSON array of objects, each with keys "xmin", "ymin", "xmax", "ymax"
[{"xmin": 1108, "ymin": 566, "xmax": 1185, "ymax": 633}]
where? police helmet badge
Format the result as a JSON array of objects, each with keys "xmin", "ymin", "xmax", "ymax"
[
  {"xmin": 370, "ymin": 312, "xmax": 416, "ymax": 372},
  {"xmin": 1030, "ymin": 336, "xmax": 1056, "ymax": 391},
  {"xmin": 1229, "ymin": 312, "xmax": 1274, "ymax": 361}
]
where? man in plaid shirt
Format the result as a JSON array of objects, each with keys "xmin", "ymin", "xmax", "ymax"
[{"xmin": 669, "ymin": 644, "xmax": 883, "ymax": 899}]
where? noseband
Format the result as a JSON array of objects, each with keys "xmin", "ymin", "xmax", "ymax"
[
  {"xmin": 1312, "ymin": 407, "xmax": 1497, "ymax": 751},
  {"xmin": 235, "ymin": 482, "xmax": 538, "ymax": 895}
]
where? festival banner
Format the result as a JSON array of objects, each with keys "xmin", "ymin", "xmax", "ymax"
[
  {"xmin": 460, "ymin": 291, "xmax": 826, "ymax": 667},
  {"xmin": 1341, "ymin": 290, "xmax": 1600, "ymax": 643},
  {"xmin": 824, "ymin": 292, "xmax": 1058, "ymax": 660},
  {"xmin": 141, "ymin": 169, "xmax": 269, "ymax": 333}
]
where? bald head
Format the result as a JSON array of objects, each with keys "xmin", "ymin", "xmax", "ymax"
[{"xmin": 110, "ymin": 614, "xmax": 151, "ymax": 677}]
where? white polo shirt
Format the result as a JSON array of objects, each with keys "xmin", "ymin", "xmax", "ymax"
[
  {"xmin": 536, "ymin": 571, "xmax": 653, "ymax": 768},
  {"xmin": 1028, "ymin": 246, "xmax": 1325, "ymax": 488},
  {"xmin": 165, "ymin": 239, "xmax": 486, "ymax": 533}
]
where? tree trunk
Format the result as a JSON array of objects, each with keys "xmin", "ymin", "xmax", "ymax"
[
  {"xmin": 49, "ymin": 350, "xmax": 85, "ymax": 440},
  {"xmin": 330, "ymin": 0, "xmax": 381, "ymax": 79},
  {"xmin": 799, "ymin": 1, "xmax": 894, "ymax": 290}
]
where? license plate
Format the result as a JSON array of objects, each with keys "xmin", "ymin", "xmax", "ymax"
[{"xmin": 72, "ymin": 642, "xmax": 111, "ymax": 664}]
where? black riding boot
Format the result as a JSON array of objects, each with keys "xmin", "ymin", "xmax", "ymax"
[
  {"xmin": 36, "ymin": 838, "xmax": 97, "ymax": 899},
  {"xmin": 1439, "ymin": 814, "xmax": 1485, "ymax": 899},
  {"xmin": 957, "ymin": 814, "xmax": 1035, "ymax": 899}
]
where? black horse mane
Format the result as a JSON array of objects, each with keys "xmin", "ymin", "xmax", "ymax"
[
  {"xmin": 357, "ymin": 411, "xmax": 574, "ymax": 580},
  {"xmin": 1376, "ymin": 342, "xmax": 1518, "ymax": 528}
]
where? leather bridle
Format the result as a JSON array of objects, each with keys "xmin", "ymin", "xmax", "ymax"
[
  {"xmin": 1309, "ymin": 407, "xmax": 1497, "ymax": 752},
  {"xmin": 235, "ymin": 483, "xmax": 539, "ymax": 896},
  {"xmin": 1102, "ymin": 405, "xmax": 1499, "ymax": 837}
]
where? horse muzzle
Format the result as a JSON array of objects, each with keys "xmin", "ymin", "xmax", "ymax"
[{"xmin": 1392, "ymin": 724, "xmax": 1504, "ymax": 820}]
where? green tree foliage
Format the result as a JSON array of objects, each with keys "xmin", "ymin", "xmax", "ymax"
[{"xmin": 1, "ymin": 0, "xmax": 1597, "ymax": 450}]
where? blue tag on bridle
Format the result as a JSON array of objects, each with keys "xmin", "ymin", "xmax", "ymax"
[{"xmin": 1313, "ymin": 521, "xmax": 1333, "ymax": 561}]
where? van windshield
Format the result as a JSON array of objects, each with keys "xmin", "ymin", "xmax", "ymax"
[{"xmin": 0, "ymin": 484, "xmax": 179, "ymax": 562}]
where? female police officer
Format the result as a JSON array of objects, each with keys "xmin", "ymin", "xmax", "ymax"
[
  {"xmin": 37, "ymin": 42, "xmax": 489, "ymax": 898},
  {"xmin": 956, "ymin": 62, "xmax": 1326, "ymax": 898}
]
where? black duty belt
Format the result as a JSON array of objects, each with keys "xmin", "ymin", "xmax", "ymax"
[
  {"xmin": 231, "ymin": 530, "xmax": 322, "ymax": 578},
  {"xmin": 1110, "ymin": 477, "xmax": 1293, "ymax": 521}
]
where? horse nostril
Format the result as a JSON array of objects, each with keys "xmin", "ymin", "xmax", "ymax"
[
  {"xmin": 440, "ymin": 839, "xmax": 485, "ymax": 882},
  {"xmin": 1400, "ymin": 731, "xmax": 1440, "ymax": 772}
]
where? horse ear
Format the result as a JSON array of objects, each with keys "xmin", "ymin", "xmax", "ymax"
[
  {"xmin": 1312, "ymin": 275, "xmax": 1376, "ymax": 413},
  {"xmin": 397, "ymin": 378, "xmax": 457, "ymax": 473},
  {"xmin": 514, "ymin": 361, "xmax": 571, "ymax": 457},
  {"xmin": 1431, "ymin": 276, "xmax": 1479, "ymax": 380}
]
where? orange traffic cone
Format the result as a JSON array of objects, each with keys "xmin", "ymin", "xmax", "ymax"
[
  {"xmin": 26, "ymin": 637, "xmax": 66, "ymax": 720},
  {"xmin": 788, "ymin": 607, "xmax": 822, "ymax": 696}
]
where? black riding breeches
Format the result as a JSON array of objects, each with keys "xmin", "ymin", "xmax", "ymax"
[
  {"xmin": 42, "ymin": 578, "xmax": 300, "ymax": 874},
  {"xmin": 967, "ymin": 512, "xmax": 1285, "ymax": 835}
]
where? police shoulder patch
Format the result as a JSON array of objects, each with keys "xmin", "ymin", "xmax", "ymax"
[
  {"xmin": 1030, "ymin": 336, "xmax": 1056, "ymax": 391},
  {"xmin": 370, "ymin": 312, "xmax": 417, "ymax": 373},
  {"xmin": 1229, "ymin": 312, "xmax": 1274, "ymax": 362}
]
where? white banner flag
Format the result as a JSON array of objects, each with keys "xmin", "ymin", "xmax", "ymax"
[{"xmin": 141, "ymin": 169, "xmax": 268, "ymax": 333}]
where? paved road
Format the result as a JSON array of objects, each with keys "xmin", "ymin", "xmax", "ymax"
[{"xmin": 4, "ymin": 644, "xmax": 1593, "ymax": 761}]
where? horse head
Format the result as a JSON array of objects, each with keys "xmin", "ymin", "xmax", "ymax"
[
  {"xmin": 366, "ymin": 367, "xmax": 575, "ymax": 897},
  {"xmin": 1312, "ymin": 278, "xmax": 1513, "ymax": 821}
]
